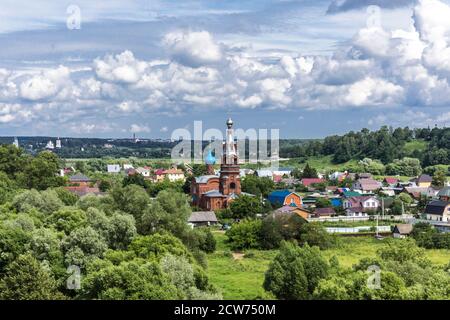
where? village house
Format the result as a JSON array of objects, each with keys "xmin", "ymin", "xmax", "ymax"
[
  {"xmin": 107, "ymin": 164, "xmax": 121, "ymax": 173},
  {"xmin": 272, "ymin": 206, "xmax": 310, "ymax": 220},
  {"xmin": 65, "ymin": 173, "xmax": 101, "ymax": 196},
  {"xmin": 256, "ymin": 169, "xmax": 274, "ymax": 180},
  {"xmin": 410, "ymin": 174, "xmax": 433, "ymax": 188},
  {"xmin": 153, "ymin": 168, "xmax": 166, "ymax": 182},
  {"xmin": 268, "ymin": 190, "xmax": 303, "ymax": 207},
  {"xmin": 136, "ymin": 166, "xmax": 151, "ymax": 178},
  {"xmin": 402, "ymin": 186, "xmax": 439, "ymax": 200},
  {"xmin": 68, "ymin": 173, "xmax": 91, "ymax": 186},
  {"xmin": 188, "ymin": 211, "xmax": 218, "ymax": 227},
  {"xmin": 424, "ymin": 200, "xmax": 450, "ymax": 222},
  {"xmin": 123, "ymin": 164, "xmax": 134, "ymax": 170},
  {"xmin": 271, "ymin": 167, "xmax": 293, "ymax": 177},
  {"xmin": 352, "ymin": 178, "xmax": 382, "ymax": 193},
  {"xmin": 393, "ymin": 224, "xmax": 413, "ymax": 238},
  {"xmin": 163, "ymin": 168, "xmax": 185, "ymax": 182},
  {"xmin": 383, "ymin": 177, "xmax": 399, "ymax": 186},
  {"xmin": 329, "ymin": 171, "xmax": 346, "ymax": 181},
  {"xmin": 313, "ymin": 207, "xmax": 335, "ymax": 218},
  {"xmin": 357, "ymin": 173, "xmax": 372, "ymax": 179},
  {"xmin": 343, "ymin": 196, "xmax": 380, "ymax": 217},
  {"xmin": 437, "ymin": 186, "xmax": 450, "ymax": 202}
]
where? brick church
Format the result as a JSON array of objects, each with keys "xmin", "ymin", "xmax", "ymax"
[{"xmin": 191, "ymin": 118, "xmax": 242, "ymax": 210}]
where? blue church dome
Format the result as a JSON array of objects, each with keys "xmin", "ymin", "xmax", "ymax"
[{"xmin": 205, "ymin": 149, "xmax": 216, "ymax": 165}]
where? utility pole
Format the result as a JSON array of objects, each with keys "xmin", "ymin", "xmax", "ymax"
[{"xmin": 376, "ymin": 213, "xmax": 379, "ymax": 238}]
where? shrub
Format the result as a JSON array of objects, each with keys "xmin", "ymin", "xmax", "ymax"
[{"xmin": 226, "ymin": 219, "xmax": 262, "ymax": 250}]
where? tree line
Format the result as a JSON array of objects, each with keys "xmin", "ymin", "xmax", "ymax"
[{"xmin": 280, "ymin": 126, "xmax": 450, "ymax": 166}]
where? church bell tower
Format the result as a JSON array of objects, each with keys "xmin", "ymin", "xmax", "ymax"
[{"xmin": 219, "ymin": 118, "xmax": 241, "ymax": 195}]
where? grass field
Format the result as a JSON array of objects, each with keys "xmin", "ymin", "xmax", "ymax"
[
  {"xmin": 207, "ymin": 231, "xmax": 450, "ymax": 300},
  {"xmin": 277, "ymin": 155, "xmax": 359, "ymax": 172},
  {"xmin": 403, "ymin": 140, "xmax": 428, "ymax": 155}
]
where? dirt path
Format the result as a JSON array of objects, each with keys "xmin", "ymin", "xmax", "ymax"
[{"xmin": 232, "ymin": 252, "xmax": 244, "ymax": 260}]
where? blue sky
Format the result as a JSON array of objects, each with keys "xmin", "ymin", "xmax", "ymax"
[{"xmin": 1, "ymin": 0, "xmax": 450, "ymax": 138}]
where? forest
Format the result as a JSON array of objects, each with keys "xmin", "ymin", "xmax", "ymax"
[{"xmin": 281, "ymin": 126, "xmax": 450, "ymax": 167}]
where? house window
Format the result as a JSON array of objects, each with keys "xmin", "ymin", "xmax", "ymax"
[{"xmin": 230, "ymin": 182, "xmax": 236, "ymax": 190}]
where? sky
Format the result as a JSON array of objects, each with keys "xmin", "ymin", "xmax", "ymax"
[{"xmin": 1, "ymin": 0, "xmax": 450, "ymax": 139}]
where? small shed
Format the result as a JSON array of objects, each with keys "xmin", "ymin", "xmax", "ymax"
[
  {"xmin": 393, "ymin": 224, "xmax": 413, "ymax": 238},
  {"xmin": 188, "ymin": 211, "xmax": 218, "ymax": 227}
]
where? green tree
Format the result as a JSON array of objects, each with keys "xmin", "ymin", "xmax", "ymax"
[
  {"xmin": 225, "ymin": 219, "xmax": 262, "ymax": 250},
  {"xmin": 0, "ymin": 144, "xmax": 27, "ymax": 178},
  {"xmin": 230, "ymin": 195, "xmax": 262, "ymax": 219},
  {"xmin": 302, "ymin": 163, "xmax": 318, "ymax": 178},
  {"xmin": 315, "ymin": 198, "xmax": 332, "ymax": 208},
  {"xmin": 47, "ymin": 207, "xmax": 87, "ymax": 235},
  {"xmin": 19, "ymin": 151, "xmax": 64, "ymax": 190},
  {"xmin": 12, "ymin": 189, "xmax": 64, "ymax": 215},
  {"xmin": 63, "ymin": 226, "xmax": 108, "ymax": 268},
  {"xmin": 80, "ymin": 258, "xmax": 180, "ymax": 300},
  {"xmin": 54, "ymin": 187, "xmax": 79, "ymax": 206},
  {"xmin": 0, "ymin": 254, "xmax": 63, "ymax": 300},
  {"xmin": 264, "ymin": 242, "xmax": 328, "ymax": 299},
  {"xmin": 111, "ymin": 185, "xmax": 151, "ymax": 221},
  {"xmin": 432, "ymin": 168, "xmax": 447, "ymax": 188},
  {"xmin": 241, "ymin": 175, "xmax": 275, "ymax": 197},
  {"xmin": 299, "ymin": 223, "xmax": 337, "ymax": 249}
]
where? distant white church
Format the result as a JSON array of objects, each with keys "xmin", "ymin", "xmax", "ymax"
[{"xmin": 12, "ymin": 137, "xmax": 19, "ymax": 148}]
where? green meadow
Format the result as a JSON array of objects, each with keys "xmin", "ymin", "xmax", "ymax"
[{"xmin": 207, "ymin": 231, "xmax": 450, "ymax": 300}]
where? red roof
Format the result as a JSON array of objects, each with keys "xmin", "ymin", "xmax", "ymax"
[
  {"xmin": 301, "ymin": 178, "xmax": 325, "ymax": 187},
  {"xmin": 384, "ymin": 177, "xmax": 398, "ymax": 184},
  {"xmin": 154, "ymin": 169, "xmax": 165, "ymax": 175},
  {"xmin": 273, "ymin": 175, "xmax": 283, "ymax": 183}
]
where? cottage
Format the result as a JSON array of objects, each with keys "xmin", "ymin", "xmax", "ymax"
[
  {"xmin": 188, "ymin": 211, "xmax": 218, "ymax": 227},
  {"xmin": 136, "ymin": 167, "xmax": 151, "ymax": 177},
  {"xmin": 410, "ymin": 174, "xmax": 433, "ymax": 188},
  {"xmin": 352, "ymin": 178, "xmax": 381, "ymax": 192},
  {"xmin": 256, "ymin": 169, "xmax": 273, "ymax": 180},
  {"xmin": 343, "ymin": 196, "xmax": 380, "ymax": 217},
  {"xmin": 393, "ymin": 224, "xmax": 413, "ymax": 238},
  {"xmin": 68, "ymin": 173, "xmax": 91, "ymax": 187},
  {"xmin": 163, "ymin": 168, "xmax": 185, "ymax": 182},
  {"xmin": 437, "ymin": 186, "xmax": 450, "ymax": 202},
  {"xmin": 358, "ymin": 173, "xmax": 372, "ymax": 179},
  {"xmin": 329, "ymin": 171, "xmax": 346, "ymax": 181},
  {"xmin": 403, "ymin": 186, "xmax": 438, "ymax": 200},
  {"xmin": 383, "ymin": 177, "xmax": 399, "ymax": 186},
  {"xmin": 313, "ymin": 207, "xmax": 335, "ymax": 218},
  {"xmin": 272, "ymin": 167, "xmax": 292, "ymax": 177},
  {"xmin": 268, "ymin": 190, "xmax": 303, "ymax": 207},
  {"xmin": 123, "ymin": 164, "xmax": 134, "ymax": 170},
  {"xmin": 107, "ymin": 164, "xmax": 121, "ymax": 173},
  {"xmin": 424, "ymin": 200, "xmax": 450, "ymax": 222},
  {"xmin": 273, "ymin": 206, "xmax": 310, "ymax": 220}
]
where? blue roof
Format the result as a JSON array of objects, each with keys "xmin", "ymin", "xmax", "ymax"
[
  {"xmin": 268, "ymin": 190, "xmax": 295, "ymax": 205},
  {"xmin": 205, "ymin": 149, "xmax": 216, "ymax": 165}
]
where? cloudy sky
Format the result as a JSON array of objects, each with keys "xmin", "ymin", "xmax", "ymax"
[{"xmin": 1, "ymin": 0, "xmax": 450, "ymax": 138}]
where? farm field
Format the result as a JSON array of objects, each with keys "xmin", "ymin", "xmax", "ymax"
[{"xmin": 207, "ymin": 231, "xmax": 450, "ymax": 300}]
